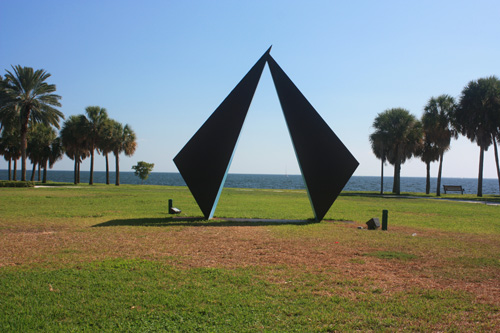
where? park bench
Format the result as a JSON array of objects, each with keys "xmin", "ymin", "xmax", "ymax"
[{"xmin": 443, "ymin": 185, "xmax": 465, "ymax": 194}]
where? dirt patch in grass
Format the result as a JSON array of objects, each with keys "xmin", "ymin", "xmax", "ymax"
[{"xmin": 1, "ymin": 221, "xmax": 499, "ymax": 312}]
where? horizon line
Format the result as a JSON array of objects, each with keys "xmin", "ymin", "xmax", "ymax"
[{"xmin": 0, "ymin": 169, "xmax": 496, "ymax": 180}]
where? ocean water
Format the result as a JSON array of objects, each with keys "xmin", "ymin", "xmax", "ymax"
[{"xmin": 1, "ymin": 170, "xmax": 499, "ymax": 195}]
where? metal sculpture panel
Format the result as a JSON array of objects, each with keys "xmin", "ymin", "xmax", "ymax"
[
  {"xmin": 267, "ymin": 55, "xmax": 359, "ymax": 221},
  {"xmin": 173, "ymin": 48, "xmax": 270, "ymax": 219},
  {"xmin": 174, "ymin": 48, "xmax": 358, "ymax": 221}
]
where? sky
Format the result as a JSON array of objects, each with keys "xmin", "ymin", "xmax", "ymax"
[{"xmin": 1, "ymin": 0, "xmax": 500, "ymax": 179}]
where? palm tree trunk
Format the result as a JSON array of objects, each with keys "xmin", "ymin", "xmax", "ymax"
[
  {"xmin": 42, "ymin": 160, "xmax": 48, "ymax": 183},
  {"xmin": 20, "ymin": 112, "xmax": 30, "ymax": 181},
  {"xmin": 393, "ymin": 160, "xmax": 401, "ymax": 195},
  {"xmin": 436, "ymin": 151, "xmax": 444, "ymax": 197},
  {"xmin": 89, "ymin": 148, "xmax": 94, "ymax": 185},
  {"xmin": 8, "ymin": 158, "xmax": 11, "ymax": 180},
  {"xmin": 493, "ymin": 139, "xmax": 500, "ymax": 193},
  {"xmin": 380, "ymin": 156, "xmax": 384, "ymax": 195},
  {"xmin": 478, "ymin": 147, "xmax": 484, "ymax": 197},
  {"xmin": 74, "ymin": 158, "xmax": 78, "ymax": 184},
  {"xmin": 115, "ymin": 152, "xmax": 120, "ymax": 186},
  {"xmin": 13, "ymin": 158, "xmax": 17, "ymax": 181},
  {"xmin": 105, "ymin": 153, "xmax": 110, "ymax": 185},
  {"xmin": 31, "ymin": 162, "xmax": 36, "ymax": 181},
  {"xmin": 77, "ymin": 160, "xmax": 81, "ymax": 184},
  {"xmin": 425, "ymin": 161, "xmax": 431, "ymax": 195},
  {"xmin": 38, "ymin": 163, "xmax": 41, "ymax": 181}
]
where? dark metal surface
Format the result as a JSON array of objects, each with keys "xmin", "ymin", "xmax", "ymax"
[
  {"xmin": 267, "ymin": 55, "xmax": 359, "ymax": 220},
  {"xmin": 174, "ymin": 48, "xmax": 358, "ymax": 221},
  {"xmin": 173, "ymin": 48, "xmax": 270, "ymax": 219}
]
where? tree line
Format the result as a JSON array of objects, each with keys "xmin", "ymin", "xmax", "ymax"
[
  {"xmin": 0, "ymin": 65, "xmax": 136, "ymax": 185},
  {"xmin": 370, "ymin": 76, "xmax": 500, "ymax": 197}
]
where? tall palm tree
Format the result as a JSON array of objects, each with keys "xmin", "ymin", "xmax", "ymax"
[
  {"xmin": 422, "ymin": 95, "xmax": 457, "ymax": 196},
  {"xmin": 370, "ymin": 108, "xmax": 422, "ymax": 195},
  {"xmin": 111, "ymin": 121, "xmax": 137, "ymax": 186},
  {"xmin": 2, "ymin": 66, "xmax": 63, "ymax": 181},
  {"xmin": 453, "ymin": 76, "xmax": 500, "ymax": 197},
  {"xmin": 85, "ymin": 106, "xmax": 108, "ymax": 185},
  {"xmin": 60, "ymin": 115, "xmax": 90, "ymax": 184}
]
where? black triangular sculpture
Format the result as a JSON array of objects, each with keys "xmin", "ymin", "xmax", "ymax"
[
  {"xmin": 173, "ymin": 48, "xmax": 270, "ymax": 219},
  {"xmin": 267, "ymin": 55, "xmax": 359, "ymax": 221},
  {"xmin": 174, "ymin": 48, "xmax": 359, "ymax": 220}
]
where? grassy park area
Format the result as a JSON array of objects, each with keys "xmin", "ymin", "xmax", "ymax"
[{"xmin": 1, "ymin": 184, "xmax": 499, "ymax": 331}]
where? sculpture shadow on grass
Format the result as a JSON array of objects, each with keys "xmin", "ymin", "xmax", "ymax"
[{"xmin": 92, "ymin": 217, "xmax": 316, "ymax": 228}]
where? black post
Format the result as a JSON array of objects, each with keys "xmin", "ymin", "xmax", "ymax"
[{"xmin": 382, "ymin": 210, "xmax": 388, "ymax": 231}]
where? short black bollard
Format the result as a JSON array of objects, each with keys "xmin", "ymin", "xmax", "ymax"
[{"xmin": 382, "ymin": 209, "xmax": 388, "ymax": 230}]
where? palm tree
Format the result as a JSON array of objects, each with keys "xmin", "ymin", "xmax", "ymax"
[
  {"xmin": 0, "ymin": 140, "xmax": 10, "ymax": 179},
  {"xmin": 43, "ymin": 137, "xmax": 64, "ymax": 183},
  {"xmin": 0, "ymin": 75, "xmax": 13, "ymax": 129},
  {"xmin": 98, "ymin": 118, "xmax": 116, "ymax": 185},
  {"xmin": 0, "ymin": 75, "xmax": 19, "ymax": 178},
  {"xmin": 495, "ymin": 133, "xmax": 500, "ymax": 194},
  {"xmin": 0, "ymin": 75, "xmax": 11, "ymax": 130},
  {"xmin": 0, "ymin": 136, "xmax": 8, "ymax": 179},
  {"xmin": 28, "ymin": 123, "xmax": 61, "ymax": 183},
  {"xmin": 0, "ymin": 124, "xmax": 21, "ymax": 180},
  {"xmin": 110, "ymin": 121, "xmax": 137, "ymax": 186},
  {"xmin": 12, "ymin": 151, "xmax": 20, "ymax": 180},
  {"xmin": 369, "ymin": 131, "xmax": 390, "ymax": 194},
  {"xmin": 453, "ymin": 76, "xmax": 500, "ymax": 197},
  {"xmin": 2, "ymin": 66, "xmax": 63, "ymax": 181},
  {"xmin": 85, "ymin": 106, "xmax": 108, "ymax": 185},
  {"xmin": 422, "ymin": 95, "xmax": 457, "ymax": 196},
  {"xmin": 60, "ymin": 115, "xmax": 90, "ymax": 184},
  {"xmin": 28, "ymin": 124, "xmax": 44, "ymax": 181},
  {"xmin": 415, "ymin": 134, "xmax": 440, "ymax": 194},
  {"xmin": 370, "ymin": 108, "xmax": 422, "ymax": 195},
  {"xmin": 27, "ymin": 123, "xmax": 47, "ymax": 181}
]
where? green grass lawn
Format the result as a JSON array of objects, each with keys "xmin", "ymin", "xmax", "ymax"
[{"xmin": 1, "ymin": 184, "xmax": 499, "ymax": 331}]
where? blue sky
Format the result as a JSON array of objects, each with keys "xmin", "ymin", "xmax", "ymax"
[{"xmin": 2, "ymin": 0, "xmax": 500, "ymax": 178}]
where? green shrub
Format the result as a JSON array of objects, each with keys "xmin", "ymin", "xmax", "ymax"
[{"xmin": 0, "ymin": 180, "xmax": 35, "ymax": 188}]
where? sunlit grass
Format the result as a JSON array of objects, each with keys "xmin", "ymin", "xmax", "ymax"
[
  {"xmin": 0, "ymin": 185, "xmax": 499, "ymax": 330},
  {"xmin": 1, "ymin": 259, "xmax": 497, "ymax": 332}
]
